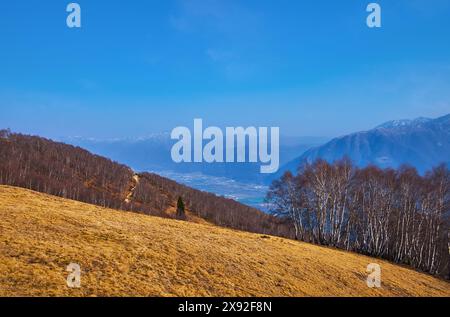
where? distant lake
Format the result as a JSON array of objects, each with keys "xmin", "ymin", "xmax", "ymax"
[{"xmin": 147, "ymin": 170, "xmax": 269, "ymax": 211}]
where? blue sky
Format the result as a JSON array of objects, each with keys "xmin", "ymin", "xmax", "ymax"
[{"xmin": 0, "ymin": 0, "xmax": 449, "ymax": 139}]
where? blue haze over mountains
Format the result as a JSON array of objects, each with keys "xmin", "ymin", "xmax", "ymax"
[
  {"xmin": 63, "ymin": 114, "xmax": 450, "ymax": 209},
  {"xmin": 278, "ymin": 114, "xmax": 450, "ymax": 177}
]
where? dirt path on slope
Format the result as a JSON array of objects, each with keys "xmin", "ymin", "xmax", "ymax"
[{"xmin": 125, "ymin": 174, "xmax": 140, "ymax": 204}]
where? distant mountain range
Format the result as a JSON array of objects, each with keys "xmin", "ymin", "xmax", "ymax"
[
  {"xmin": 62, "ymin": 135, "xmax": 327, "ymax": 183},
  {"xmin": 1, "ymin": 114, "xmax": 448, "ymax": 212},
  {"xmin": 278, "ymin": 114, "xmax": 450, "ymax": 176},
  {"xmin": 63, "ymin": 114, "xmax": 450, "ymax": 191}
]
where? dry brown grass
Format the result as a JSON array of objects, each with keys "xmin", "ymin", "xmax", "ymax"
[{"xmin": 0, "ymin": 185, "xmax": 448, "ymax": 297}]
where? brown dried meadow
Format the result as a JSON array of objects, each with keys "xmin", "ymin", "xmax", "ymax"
[{"xmin": 0, "ymin": 185, "xmax": 448, "ymax": 297}]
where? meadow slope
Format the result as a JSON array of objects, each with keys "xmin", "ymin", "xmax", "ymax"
[{"xmin": 0, "ymin": 185, "xmax": 448, "ymax": 297}]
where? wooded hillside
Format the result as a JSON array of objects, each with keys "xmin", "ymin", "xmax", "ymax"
[{"xmin": 0, "ymin": 129, "xmax": 290, "ymax": 237}]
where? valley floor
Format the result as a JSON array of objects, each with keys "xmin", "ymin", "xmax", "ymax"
[{"xmin": 0, "ymin": 185, "xmax": 448, "ymax": 297}]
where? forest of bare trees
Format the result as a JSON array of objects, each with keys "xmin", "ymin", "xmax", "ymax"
[
  {"xmin": 0, "ymin": 130, "xmax": 291, "ymax": 237},
  {"xmin": 266, "ymin": 158, "xmax": 450, "ymax": 278}
]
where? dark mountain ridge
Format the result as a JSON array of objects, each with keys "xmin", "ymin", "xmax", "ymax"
[{"xmin": 278, "ymin": 114, "xmax": 450, "ymax": 175}]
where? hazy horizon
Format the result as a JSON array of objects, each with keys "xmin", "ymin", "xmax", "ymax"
[
  {"xmin": 2, "ymin": 113, "xmax": 448, "ymax": 142},
  {"xmin": 1, "ymin": 0, "xmax": 450, "ymax": 139}
]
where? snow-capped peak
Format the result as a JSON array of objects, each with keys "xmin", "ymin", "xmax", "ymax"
[{"xmin": 376, "ymin": 117, "xmax": 432, "ymax": 130}]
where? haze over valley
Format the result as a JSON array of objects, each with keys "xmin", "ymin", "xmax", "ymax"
[{"xmin": 61, "ymin": 114, "xmax": 450, "ymax": 209}]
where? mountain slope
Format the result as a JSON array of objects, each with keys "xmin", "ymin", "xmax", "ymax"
[
  {"xmin": 0, "ymin": 130, "xmax": 290, "ymax": 238},
  {"xmin": 0, "ymin": 185, "xmax": 448, "ymax": 297},
  {"xmin": 280, "ymin": 114, "xmax": 450, "ymax": 175}
]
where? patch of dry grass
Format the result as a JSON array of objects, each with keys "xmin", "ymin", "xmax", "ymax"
[{"xmin": 0, "ymin": 185, "xmax": 448, "ymax": 297}]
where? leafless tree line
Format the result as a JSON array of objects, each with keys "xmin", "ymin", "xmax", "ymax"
[{"xmin": 266, "ymin": 158, "xmax": 450, "ymax": 278}]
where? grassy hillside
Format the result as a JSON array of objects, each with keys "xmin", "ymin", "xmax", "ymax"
[{"xmin": 0, "ymin": 185, "xmax": 448, "ymax": 297}]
